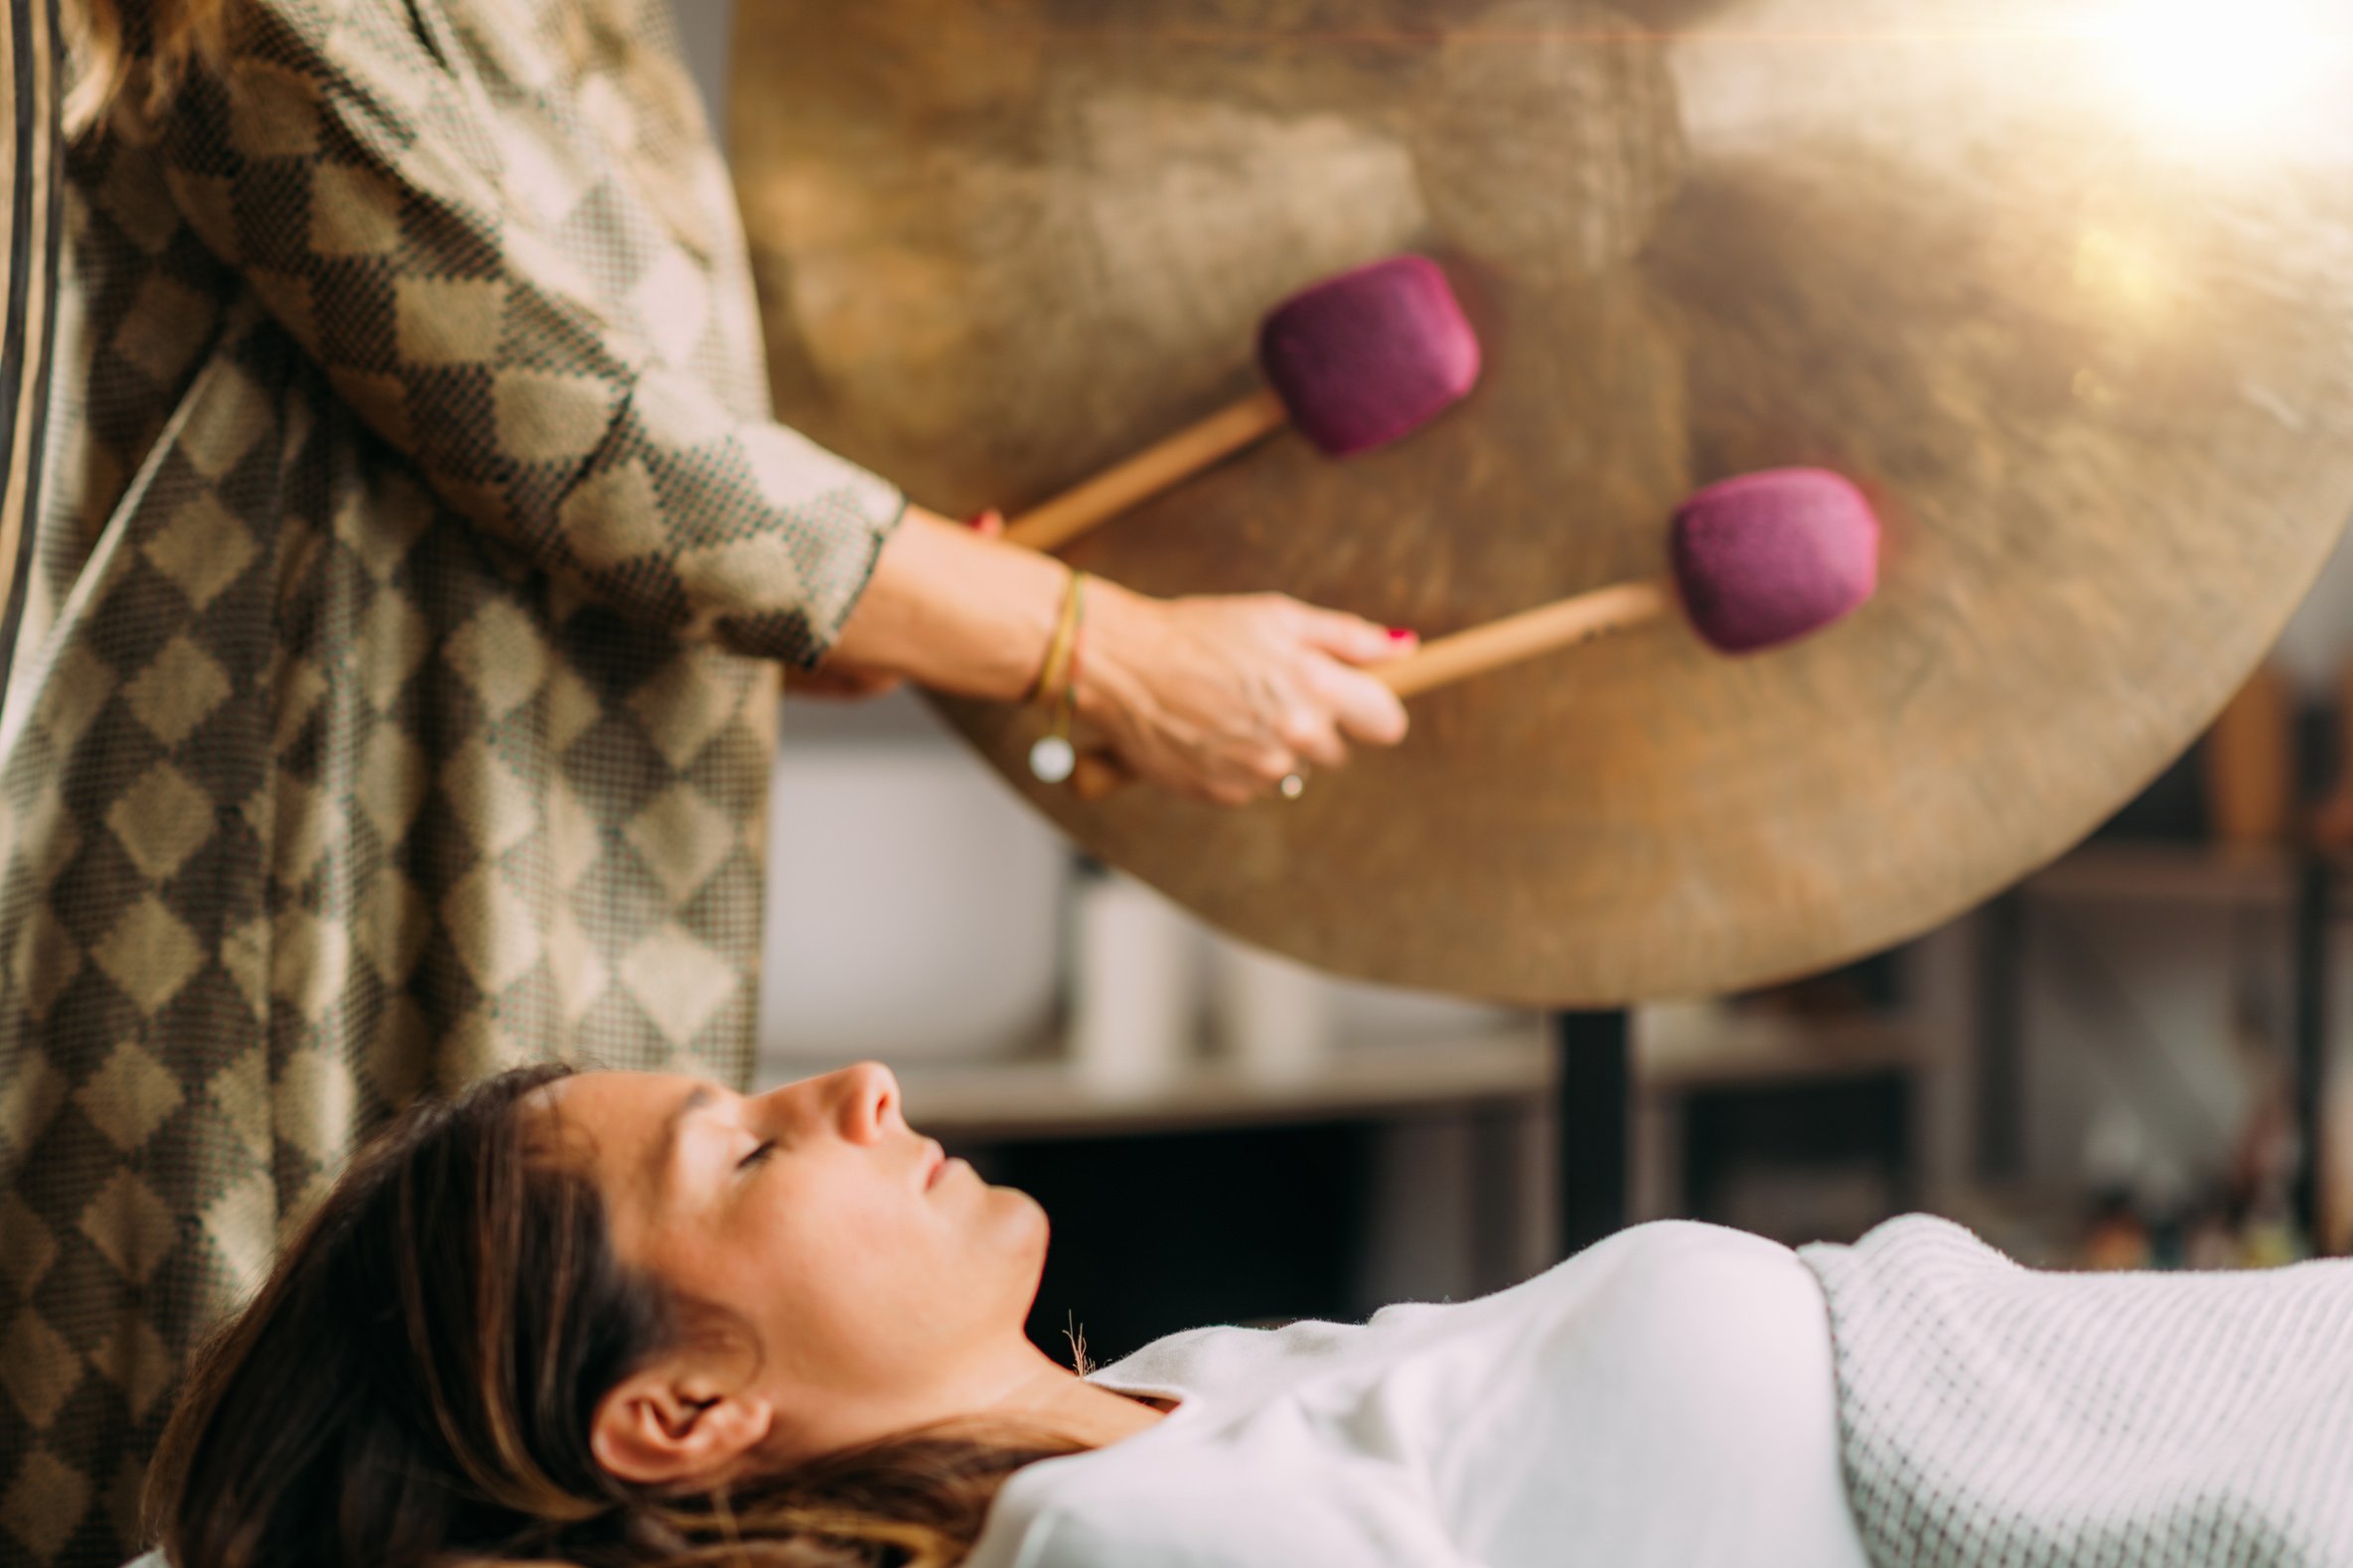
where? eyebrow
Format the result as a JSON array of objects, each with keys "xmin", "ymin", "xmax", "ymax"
[{"xmin": 657, "ymin": 1084, "xmax": 717, "ymax": 1182}]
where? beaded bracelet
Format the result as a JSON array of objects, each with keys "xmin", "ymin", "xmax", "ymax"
[{"xmin": 1028, "ymin": 570, "xmax": 1088, "ymax": 784}]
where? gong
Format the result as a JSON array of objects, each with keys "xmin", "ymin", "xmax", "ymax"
[{"xmin": 728, "ymin": 0, "xmax": 2353, "ymax": 1006}]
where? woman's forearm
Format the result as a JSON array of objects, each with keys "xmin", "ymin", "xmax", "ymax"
[{"xmin": 825, "ymin": 507, "xmax": 1068, "ymax": 700}]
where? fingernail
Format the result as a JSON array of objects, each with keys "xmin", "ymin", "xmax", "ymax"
[
  {"xmin": 965, "ymin": 508, "xmax": 1003, "ymax": 530},
  {"xmin": 1388, "ymin": 628, "xmax": 1418, "ymax": 642}
]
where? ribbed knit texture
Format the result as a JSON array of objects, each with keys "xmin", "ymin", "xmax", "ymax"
[{"xmin": 1801, "ymin": 1215, "xmax": 2353, "ymax": 1568}]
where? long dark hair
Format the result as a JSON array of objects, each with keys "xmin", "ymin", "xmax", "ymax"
[
  {"xmin": 146, "ymin": 1065, "xmax": 1076, "ymax": 1568},
  {"xmin": 56, "ymin": 0, "xmax": 228, "ymax": 137}
]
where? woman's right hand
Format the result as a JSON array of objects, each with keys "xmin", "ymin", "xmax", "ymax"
[
  {"xmin": 1078, "ymin": 580, "xmax": 1416, "ymax": 805},
  {"xmin": 827, "ymin": 508, "xmax": 1415, "ymax": 804}
]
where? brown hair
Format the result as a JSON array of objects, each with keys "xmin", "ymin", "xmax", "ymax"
[
  {"xmin": 58, "ymin": 0, "xmax": 232, "ymax": 137},
  {"xmin": 147, "ymin": 1065, "xmax": 1077, "ymax": 1568}
]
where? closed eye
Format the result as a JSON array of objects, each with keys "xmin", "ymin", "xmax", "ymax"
[{"xmin": 737, "ymin": 1140, "xmax": 778, "ymax": 1171}]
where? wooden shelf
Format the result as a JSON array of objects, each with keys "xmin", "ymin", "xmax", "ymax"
[
  {"xmin": 2019, "ymin": 842, "xmax": 2295, "ymax": 907},
  {"xmin": 819, "ymin": 1006, "xmax": 1933, "ymax": 1141},
  {"xmin": 874, "ymin": 1027, "xmax": 1553, "ymax": 1141},
  {"xmin": 1636, "ymin": 1006, "xmax": 1924, "ymax": 1091}
]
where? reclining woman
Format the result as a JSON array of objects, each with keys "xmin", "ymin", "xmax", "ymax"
[{"xmin": 145, "ymin": 1063, "xmax": 2353, "ymax": 1568}]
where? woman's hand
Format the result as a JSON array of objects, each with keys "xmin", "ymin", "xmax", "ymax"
[
  {"xmin": 826, "ymin": 506, "xmax": 1416, "ymax": 803},
  {"xmin": 1079, "ymin": 582, "xmax": 1415, "ymax": 805}
]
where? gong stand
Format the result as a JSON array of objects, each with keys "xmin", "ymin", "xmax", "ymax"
[{"xmin": 1556, "ymin": 1010, "xmax": 1632, "ymax": 1254}]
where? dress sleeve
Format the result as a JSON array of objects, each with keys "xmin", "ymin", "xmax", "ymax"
[{"xmin": 145, "ymin": 0, "xmax": 905, "ymax": 667}]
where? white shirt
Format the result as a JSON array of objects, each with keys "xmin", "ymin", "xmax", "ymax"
[{"xmin": 967, "ymin": 1221, "xmax": 1872, "ymax": 1568}]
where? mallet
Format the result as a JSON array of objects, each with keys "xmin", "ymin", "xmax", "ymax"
[
  {"xmin": 1004, "ymin": 255, "xmax": 1482, "ymax": 552},
  {"xmin": 1067, "ymin": 468, "xmax": 1881, "ymax": 799}
]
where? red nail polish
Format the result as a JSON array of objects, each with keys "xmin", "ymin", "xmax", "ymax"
[
  {"xmin": 1389, "ymin": 628, "xmax": 1418, "ymax": 641},
  {"xmin": 965, "ymin": 508, "xmax": 1003, "ymax": 531}
]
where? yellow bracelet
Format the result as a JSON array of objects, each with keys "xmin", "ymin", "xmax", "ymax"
[
  {"xmin": 1030, "ymin": 569, "xmax": 1087, "ymax": 708},
  {"xmin": 1028, "ymin": 571, "xmax": 1088, "ymax": 784}
]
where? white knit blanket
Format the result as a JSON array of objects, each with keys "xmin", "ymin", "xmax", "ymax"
[{"xmin": 1800, "ymin": 1215, "xmax": 2353, "ymax": 1567}]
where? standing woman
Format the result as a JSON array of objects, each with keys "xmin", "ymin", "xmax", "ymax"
[{"xmin": 0, "ymin": 1, "xmax": 1415, "ymax": 1562}]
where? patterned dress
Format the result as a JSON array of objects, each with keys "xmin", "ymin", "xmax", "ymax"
[
  {"xmin": 0, "ymin": 2, "xmax": 906, "ymax": 1563},
  {"xmin": 2, "ymin": 0, "xmax": 66, "ymax": 704}
]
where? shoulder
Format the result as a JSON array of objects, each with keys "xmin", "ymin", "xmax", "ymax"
[{"xmin": 1094, "ymin": 1318, "xmax": 1363, "ymax": 1400}]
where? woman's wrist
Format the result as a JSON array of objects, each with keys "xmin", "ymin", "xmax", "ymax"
[
  {"xmin": 1066, "ymin": 576, "xmax": 1157, "ymax": 731},
  {"xmin": 825, "ymin": 505, "xmax": 1070, "ymax": 703},
  {"xmin": 1029, "ymin": 567, "xmax": 1087, "ymax": 708}
]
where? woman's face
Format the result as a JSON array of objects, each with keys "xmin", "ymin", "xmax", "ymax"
[{"xmin": 541, "ymin": 1065, "xmax": 1049, "ymax": 1459}]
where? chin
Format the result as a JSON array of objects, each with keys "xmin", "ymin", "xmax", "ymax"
[
  {"xmin": 987, "ymin": 1184, "xmax": 1052, "ymax": 1274},
  {"xmin": 994, "ymin": 1181, "xmax": 1048, "ymax": 1237}
]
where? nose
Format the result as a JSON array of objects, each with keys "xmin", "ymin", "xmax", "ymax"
[
  {"xmin": 754, "ymin": 1062, "xmax": 902, "ymax": 1145},
  {"xmin": 826, "ymin": 1062, "xmax": 900, "ymax": 1145}
]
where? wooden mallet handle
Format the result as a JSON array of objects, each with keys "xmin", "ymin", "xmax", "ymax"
[
  {"xmin": 1378, "ymin": 579, "xmax": 1673, "ymax": 697},
  {"xmin": 1004, "ymin": 389, "xmax": 1291, "ymax": 553},
  {"xmin": 1068, "ymin": 578, "xmax": 1675, "ymax": 800},
  {"xmin": 1001, "ymin": 257, "xmax": 1480, "ymax": 553}
]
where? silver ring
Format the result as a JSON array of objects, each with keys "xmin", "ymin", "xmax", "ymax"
[{"xmin": 1278, "ymin": 772, "xmax": 1308, "ymax": 800}]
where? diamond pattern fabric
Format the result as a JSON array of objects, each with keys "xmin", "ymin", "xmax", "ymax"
[{"xmin": 0, "ymin": 2, "xmax": 908, "ymax": 1563}]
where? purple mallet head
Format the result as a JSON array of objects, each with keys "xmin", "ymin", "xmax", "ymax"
[
  {"xmin": 1255, "ymin": 255, "xmax": 1482, "ymax": 458},
  {"xmin": 1671, "ymin": 469, "xmax": 1880, "ymax": 654}
]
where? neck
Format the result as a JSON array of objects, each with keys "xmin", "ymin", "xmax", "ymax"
[
  {"xmin": 971, "ymin": 1341, "xmax": 1168, "ymax": 1450},
  {"xmin": 747, "ymin": 1340, "xmax": 1165, "ymax": 1476}
]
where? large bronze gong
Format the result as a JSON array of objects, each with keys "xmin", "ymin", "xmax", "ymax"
[{"xmin": 730, "ymin": 0, "xmax": 2353, "ymax": 1005}]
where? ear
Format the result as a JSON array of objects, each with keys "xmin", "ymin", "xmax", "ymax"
[{"xmin": 590, "ymin": 1360, "xmax": 775, "ymax": 1486}]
